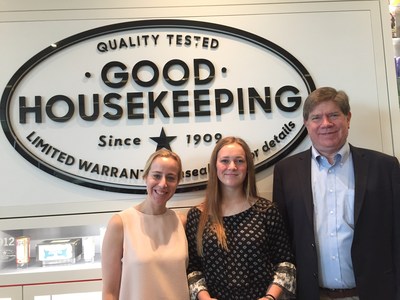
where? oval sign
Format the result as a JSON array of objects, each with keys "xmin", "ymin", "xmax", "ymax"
[{"xmin": 0, "ymin": 19, "xmax": 315, "ymax": 193}]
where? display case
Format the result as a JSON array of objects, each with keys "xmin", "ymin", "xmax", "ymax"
[{"xmin": 0, "ymin": 210, "xmax": 114, "ymax": 299}]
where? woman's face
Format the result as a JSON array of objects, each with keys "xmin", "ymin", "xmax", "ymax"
[
  {"xmin": 145, "ymin": 156, "xmax": 180, "ymax": 206},
  {"xmin": 216, "ymin": 143, "xmax": 247, "ymax": 189}
]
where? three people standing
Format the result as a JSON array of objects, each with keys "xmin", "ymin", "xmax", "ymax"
[{"xmin": 102, "ymin": 86, "xmax": 399, "ymax": 300}]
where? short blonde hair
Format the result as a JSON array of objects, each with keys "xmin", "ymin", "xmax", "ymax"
[{"xmin": 142, "ymin": 148, "xmax": 183, "ymax": 181}]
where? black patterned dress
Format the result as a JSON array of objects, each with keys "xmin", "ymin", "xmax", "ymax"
[{"xmin": 186, "ymin": 198, "xmax": 296, "ymax": 300}]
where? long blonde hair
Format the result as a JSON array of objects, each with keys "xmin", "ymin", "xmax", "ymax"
[{"xmin": 196, "ymin": 137, "xmax": 258, "ymax": 255}]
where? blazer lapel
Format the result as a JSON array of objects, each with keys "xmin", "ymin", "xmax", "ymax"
[
  {"xmin": 350, "ymin": 145, "xmax": 368, "ymax": 225},
  {"xmin": 297, "ymin": 149, "xmax": 314, "ymax": 224}
]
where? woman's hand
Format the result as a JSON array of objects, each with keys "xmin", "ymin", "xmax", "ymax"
[{"xmin": 197, "ymin": 290, "xmax": 217, "ymax": 300}]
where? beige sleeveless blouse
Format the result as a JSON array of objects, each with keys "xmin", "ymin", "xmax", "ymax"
[{"xmin": 118, "ymin": 207, "xmax": 189, "ymax": 299}]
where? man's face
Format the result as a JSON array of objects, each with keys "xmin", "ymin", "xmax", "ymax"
[{"xmin": 304, "ymin": 100, "xmax": 351, "ymax": 157}]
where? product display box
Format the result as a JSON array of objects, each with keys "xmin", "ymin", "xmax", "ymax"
[{"xmin": 36, "ymin": 238, "xmax": 83, "ymax": 266}]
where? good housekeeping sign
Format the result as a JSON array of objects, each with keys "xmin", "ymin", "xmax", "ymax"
[{"xmin": 0, "ymin": 19, "xmax": 315, "ymax": 193}]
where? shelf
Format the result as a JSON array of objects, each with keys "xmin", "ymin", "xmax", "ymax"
[
  {"xmin": 1, "ymin": 255, "xmax": 101, "ymax": 287},
  {"xmin": 0, "ymin": 212, "xmax": 114, "ymax": 287}
]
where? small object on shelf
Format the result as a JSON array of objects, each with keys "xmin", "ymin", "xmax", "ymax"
[
  {"xmin": 16, "ymin": 236, "xmax": 30, "ymax": 268},
  {"xmin": 82, "ymin": 236, "xmax": 95, "ymax": 263},
  {"xmin": 0, "ymin": 232, "xmax": 17, "ymax": 265},
  {"xmin": 37, "ymin": 238, "xmax": 82, "ymax": 266}
]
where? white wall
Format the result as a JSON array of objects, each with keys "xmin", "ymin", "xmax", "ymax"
[{"xmin": 0, "ymin": 0, "xmax": 399, "ymax": 217}]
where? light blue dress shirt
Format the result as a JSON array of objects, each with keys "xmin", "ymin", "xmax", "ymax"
[{"xmin": 311, "ymin": 142, "xmax": 356, "ymax": 289}]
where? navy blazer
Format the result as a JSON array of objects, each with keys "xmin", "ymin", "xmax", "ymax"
[{"xmin": 273, "ymin": 145, "xmax": 400, "ymax": 300}]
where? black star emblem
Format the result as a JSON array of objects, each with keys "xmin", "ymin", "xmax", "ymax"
[{"xmin": 150, "ymin": 128, "xmax": 177, "ymax": 151}]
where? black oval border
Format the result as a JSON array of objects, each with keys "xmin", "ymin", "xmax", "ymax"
[{"xmin": 0, "ymin": 19, "xmax": 315, "ymax": 194}]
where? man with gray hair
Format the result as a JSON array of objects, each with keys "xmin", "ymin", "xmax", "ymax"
[{"xmin": 273, "ymin": 87, "xmax": 400, "ymax": 300}]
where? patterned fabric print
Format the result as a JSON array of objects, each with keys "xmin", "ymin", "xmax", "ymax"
[
  {"xmin": 273, "ymin": 262, "xmax": 296, "ymax": 300},
  {"xmin": 188, "ymin": 271, "xmax": 208, "ymax": 300},
  {"xmin": 186, "ymin": 198, "xmax": 296, "ymax": 300}
]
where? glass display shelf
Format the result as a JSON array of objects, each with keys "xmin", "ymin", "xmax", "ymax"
[{"xmin": 0, "ymin": 211, "xmax": 114, "ymax": 287}]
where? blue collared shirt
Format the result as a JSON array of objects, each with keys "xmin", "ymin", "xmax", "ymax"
[{"xmin": 311, "ymin": 143, "xmax": 356, "ymax": 289}]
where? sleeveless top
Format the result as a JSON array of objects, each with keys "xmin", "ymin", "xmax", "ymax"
[{"xmin": 118, "ymin": 207, "xmax": 189, "ymax": 300}]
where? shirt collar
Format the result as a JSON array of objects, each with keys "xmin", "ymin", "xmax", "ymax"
[{"xmin": 312, "ymin": 142, "xmax": 350, "ymax": 167}]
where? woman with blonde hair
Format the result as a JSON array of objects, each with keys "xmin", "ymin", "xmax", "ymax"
[{"xmin": 102, "ymin": 148, "xmax": 189, "ymax": 300}]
